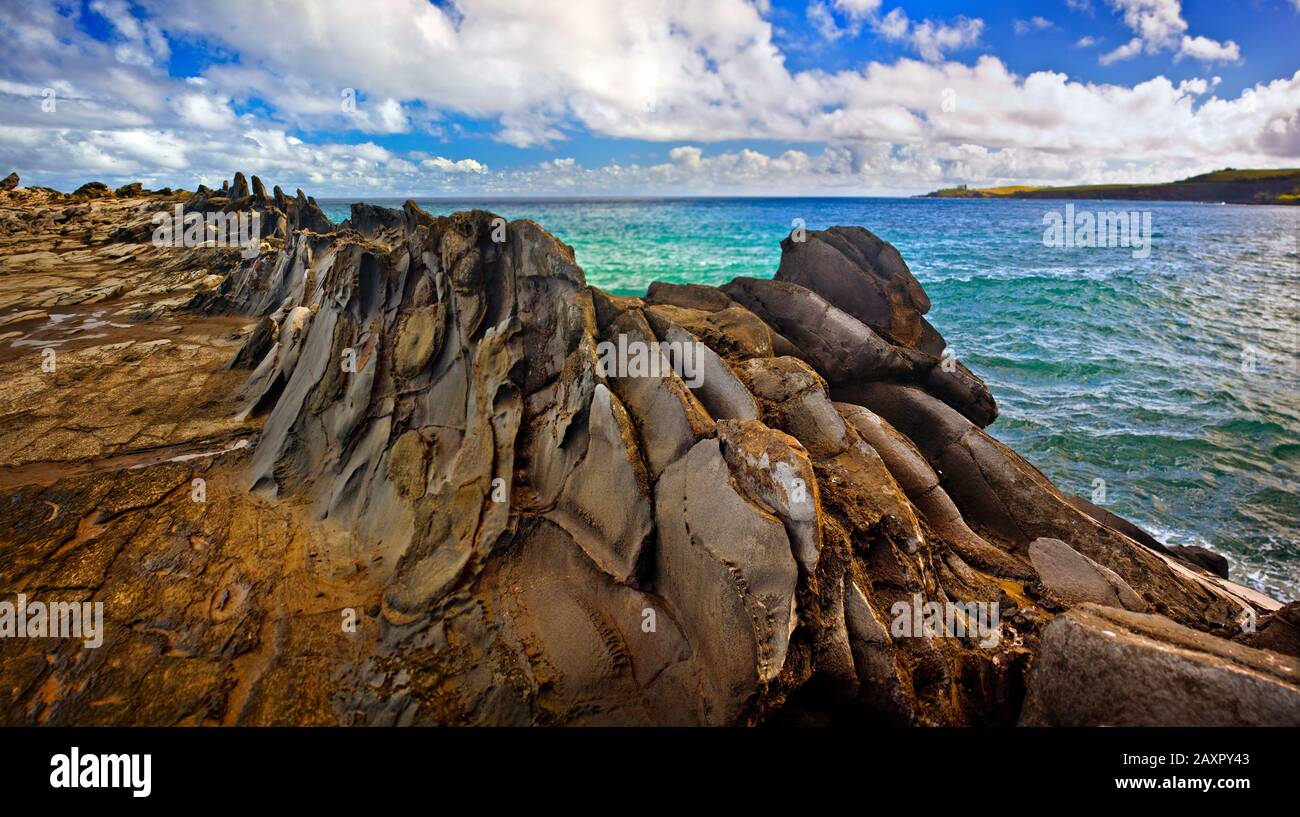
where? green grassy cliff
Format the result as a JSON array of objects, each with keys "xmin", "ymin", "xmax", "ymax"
[{"xmin": 926, "ymin": 168, "xmax": 1300, "ymax": 205}]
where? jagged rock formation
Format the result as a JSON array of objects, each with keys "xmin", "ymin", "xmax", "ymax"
[
  {"xmin": 193, "ymin": 178, "xmax": 1291, "ymax": 725},
  {"xmin": 0, "ymin": 174, "xmax": 1295, "ymax": 726},
  {"xmin": 340, "ymin": 202, "xmax": 406, "ymax": 237},
  {"xmin": 182, "ymin": 171, "xmax": 334, "ymax": 242}
]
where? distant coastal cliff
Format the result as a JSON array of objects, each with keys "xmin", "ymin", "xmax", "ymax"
[{"xmin": 923, "ymin": 168, "xmax": 1300, "ymax": 205}]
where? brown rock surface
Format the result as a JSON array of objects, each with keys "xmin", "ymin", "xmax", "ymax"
[
  {"xmin": 1020, "ymin": 604, "xmax": 1300, "ymax": 726},
  {"xmin": 0, "ymin": 173, "xmax": 1288, "ymax": 726}
]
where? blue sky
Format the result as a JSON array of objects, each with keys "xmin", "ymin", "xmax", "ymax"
[{"xmin": 1, "ymin": 0, "xmax": 1298, "ymax": 196}]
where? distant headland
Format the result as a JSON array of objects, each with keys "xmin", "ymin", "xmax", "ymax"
[{"xmin": 923, "ymin": 168, "xmax": 1300, "ymax": 205}]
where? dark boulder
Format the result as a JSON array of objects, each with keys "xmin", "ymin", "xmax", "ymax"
[
  {"xmin": 775, "ymin": 226, "xmax": 935, "ymax": 349},
  {"xmin": 1241, "ymin": 601, "xmax": 1300, "ymax": 659},
  {"xmin": 73, "ymin": 181, "xmax": 111, "ymax": 198},
  {"xmin": 1021, "ymin": 604, "xmax": 1300, "ymax": 726},
  {"xmin": 231, "ymin": 171, "xmax": 250, "ymax": 200},
  {"xmin": 646, "ymin": 280, "xmax": 734, "ymax": 312},
  {"xmin": 722, "ymin": 276, "xmax": 910, "ymax": 384},
  {"xmin": 1166, "ymin": 545, "xmax": 1231, "ymax": 579},
  {"xmin": 342, "ymin": 202, "xmax": 404, "ymax": 237}
]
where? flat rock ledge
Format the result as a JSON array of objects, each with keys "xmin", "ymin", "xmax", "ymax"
[{"xmin": 1020, "ymin": 604, "xmax": 1299, "ymax": 726}]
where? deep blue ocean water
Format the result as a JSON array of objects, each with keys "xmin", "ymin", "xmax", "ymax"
[{"xmin": 321, "ymin": 197, "xmax": 1300, "ymax": 600}]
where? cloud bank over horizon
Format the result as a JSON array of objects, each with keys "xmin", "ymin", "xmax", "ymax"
[{"xmin": 1, "ymin": 0, "xmax": 1298, "ymax": 197}]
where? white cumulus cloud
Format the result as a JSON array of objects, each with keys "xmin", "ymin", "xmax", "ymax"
[
  {"xmin": 1102, "ymin": 0, "xmax": 1241, "ymax": 64},
  {"xmin": 0, "ymin": 0, "xmax": 1293, "ymax": 196}
]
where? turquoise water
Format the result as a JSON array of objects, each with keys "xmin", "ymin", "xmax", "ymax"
[{"xmin": 321, "ymin": 197, "xmax": 1300, "ymax": 600}]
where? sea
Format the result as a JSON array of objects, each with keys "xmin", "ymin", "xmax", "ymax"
[{"xmin": 319, "ymin": 196, "xmax": 1300, "ymax": 601}]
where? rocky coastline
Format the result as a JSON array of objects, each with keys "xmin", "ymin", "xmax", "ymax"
[{"xmin": 0, "ymin": 172, "xmax": 1296, "ymax": 726}]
